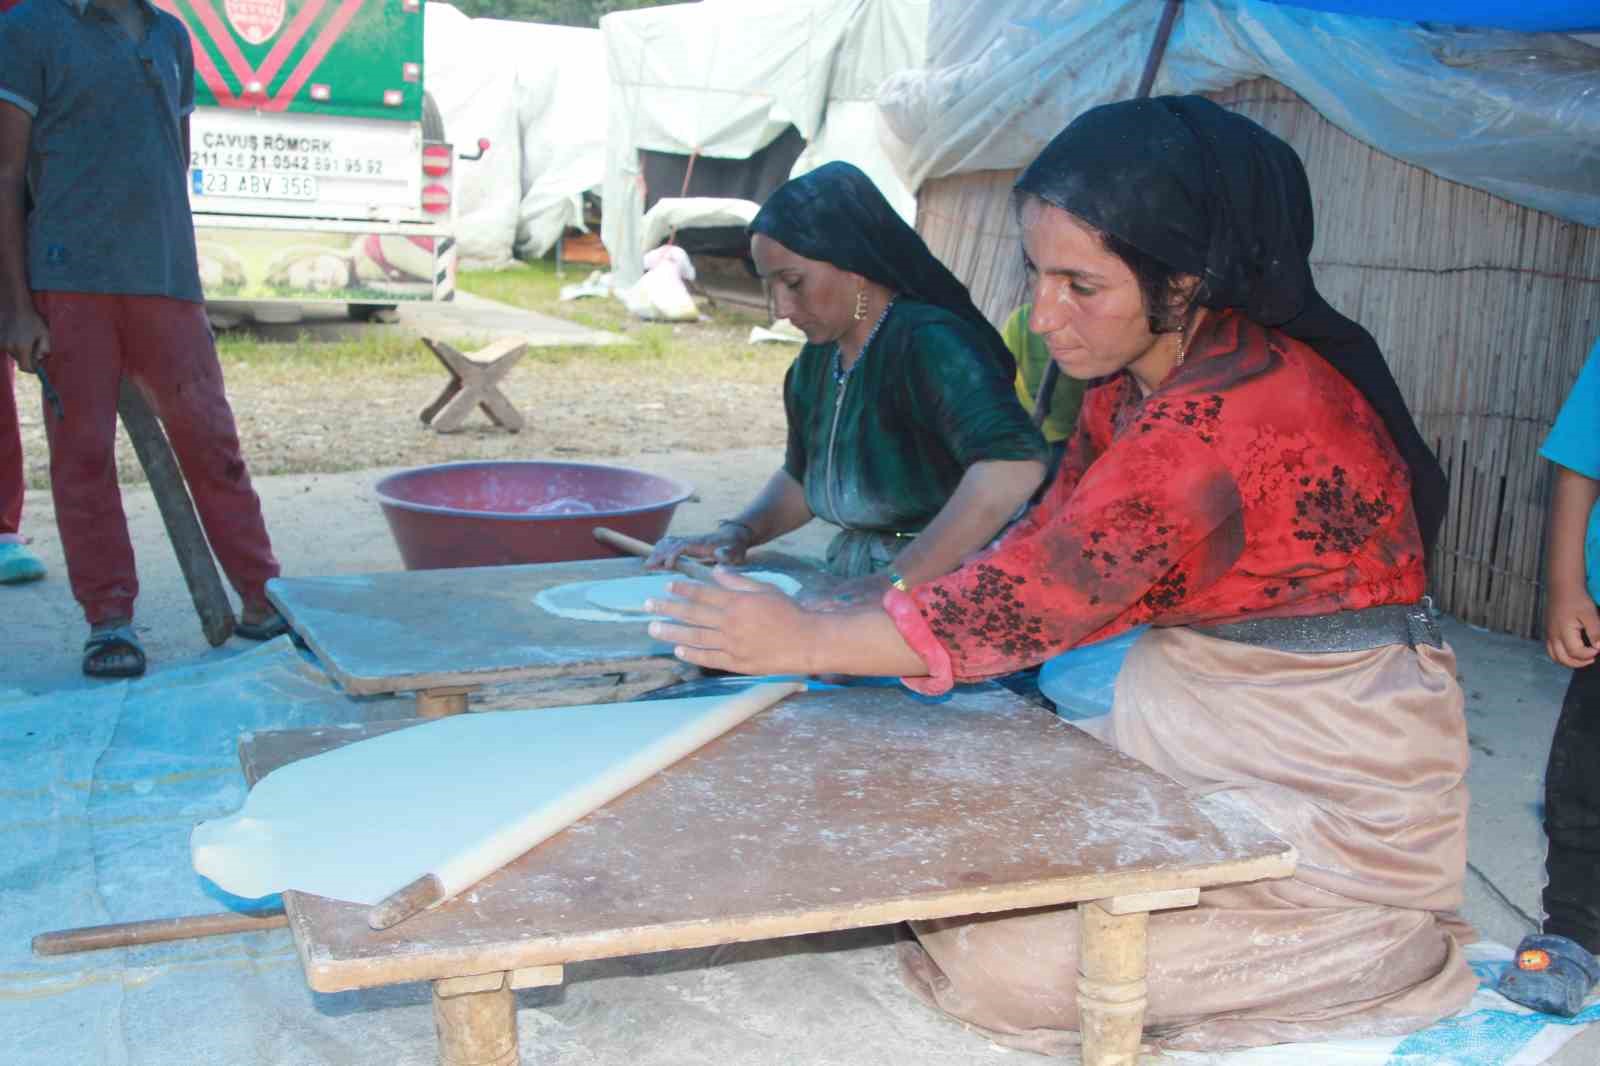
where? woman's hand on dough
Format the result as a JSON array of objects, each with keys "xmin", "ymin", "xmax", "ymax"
[
  {"xmin": 644, "ymin": 527, "xmax": 752, "ymax": 571},
  {"xmin": 647, "ymin": 567, "xmax": 818, "ymax": 675}
]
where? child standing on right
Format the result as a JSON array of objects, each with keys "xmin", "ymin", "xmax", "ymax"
[{"xmin": 1499, "ymin": 335, "xmax": 1600, "ymax": 1016}]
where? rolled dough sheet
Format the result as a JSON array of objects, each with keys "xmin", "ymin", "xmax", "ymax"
[
  {"xmin": 191, "ymin": 686, "xmax": 799, "ymax": 905},
  {"xmin": 584, "ymin": 570, "xmax": 801, "ymax": 614}
]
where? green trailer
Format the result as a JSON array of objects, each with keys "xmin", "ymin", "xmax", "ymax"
[{"xmin": 157, "ymin": 0, "xmax": 458, "ymax": 316}]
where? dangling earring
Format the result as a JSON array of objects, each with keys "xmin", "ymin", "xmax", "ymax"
[
  {"xmin": 853, "ymin": 286, "xmax": 868, "ymax": 322},
  {"xmin": 1174, "ymin": 326, "xmax": 1190, "ymax": 368}
]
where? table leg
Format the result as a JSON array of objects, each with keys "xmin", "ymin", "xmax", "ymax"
[
  {"xmin": 1077, "ymin": 900, "xmax": 1148, "ymax": 1066},
  {"xmin": 432, "ymin": 972, "xmax": 518, "ymax": 1066},
  {"xmin": 417, "ymin": 686, "xmax": 476, "ymax": 718}
]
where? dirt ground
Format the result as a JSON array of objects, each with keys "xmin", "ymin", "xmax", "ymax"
[
  {"xmin": 12, "ymin": 302, "xmax": 796, "ymax": 490},
  {"xmin": 223, "ymin": 342, "xmax": 792, "ymax": 478}
]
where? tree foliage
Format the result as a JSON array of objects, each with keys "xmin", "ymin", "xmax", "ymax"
[{"xmin": 449, "ymin": 0, "xmax": 680, "ymax": 27}]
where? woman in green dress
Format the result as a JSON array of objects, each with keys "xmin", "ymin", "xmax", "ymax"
[{"xmin": 647, "ymin": 163, "xmax": 1048, "ymax": 597}]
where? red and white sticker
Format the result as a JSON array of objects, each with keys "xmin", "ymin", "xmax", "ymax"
[{"xmin": 225, "ymin": 0, "xmax": 285, "ymax": 45}]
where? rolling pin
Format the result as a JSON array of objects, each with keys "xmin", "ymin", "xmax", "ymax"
[
  {"xmin": 367, "ymin": 680, "xmax": 806, "ymax": 931},
  {"xmin": 593, "ymin": 526, "xmax": 717, "ymax": 582},
  {"xmin": 33, "ymin": 908, "xmax": 288, "ymax": 955}
]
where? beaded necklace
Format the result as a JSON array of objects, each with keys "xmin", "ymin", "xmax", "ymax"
[{"xmin": 831, "ymin": 297, "xmax": 897, "ymax": 385}]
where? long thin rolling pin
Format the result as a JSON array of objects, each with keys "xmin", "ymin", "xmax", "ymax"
[
  {"xmin": 33, "ymin": 908, "xmax": 288, "ymax": 956},
  {"xmin": 367, "ymin": 680, "xmax": 805, "ymax": 931},
  {"xmin": 592, "ymin": 526, "xmax": 716, "ymax": 582}
]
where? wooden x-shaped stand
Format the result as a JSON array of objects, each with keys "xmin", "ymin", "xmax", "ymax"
[{"xmin": 419, "ymin": 336, "xmax": 529, "ymax": 433}]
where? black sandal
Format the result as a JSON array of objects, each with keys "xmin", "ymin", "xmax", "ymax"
[
  {"xmin": 83, "ymin": 624, "xmax": 147, "ymax": 679},
  {"xmin": 234, "ymin": 610, "xmax": 291, "ymax": 642}
]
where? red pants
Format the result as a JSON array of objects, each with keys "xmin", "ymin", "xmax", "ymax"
[
  {"xmin": 1, "ymin": 354, "xmax": 22, "ymax": 538},
  {"xmin": 36, "ymin": 292, "xmax": 279, "ymax": 625}
]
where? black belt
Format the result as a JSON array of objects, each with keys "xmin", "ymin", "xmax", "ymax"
[{"xmin": 1186, "ymin": 600, "xmax": 1443, "ymax": 654}]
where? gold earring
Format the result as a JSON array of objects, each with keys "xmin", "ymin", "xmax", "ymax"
[
  {"xmin": 1174, "ymin": 326, "xmax": 1190, "ymax": 368},
  {"xmin": 853, "ymin": 287, "xmax": 868, "ymax": 321}
]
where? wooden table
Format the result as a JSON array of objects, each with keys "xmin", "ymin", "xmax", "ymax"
[
  {"xmin": 266, "ymin": 555, "xmax": 826, "ymax": 716},
  {"xmin": 239, "ymin": 684, "xmax": 1295, "ymax": 1066}
]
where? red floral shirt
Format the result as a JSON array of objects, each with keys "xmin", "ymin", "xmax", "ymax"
[{"xmin": 884, "ymin": 310, "xmax": 1425, "ymax": 695}]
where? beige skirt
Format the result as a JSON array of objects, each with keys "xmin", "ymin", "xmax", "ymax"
[{"xmin": 900, "ymin": 626, "xmax": 1479, "ymax": 1054}]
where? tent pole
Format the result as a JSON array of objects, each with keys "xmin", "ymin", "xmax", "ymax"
[{"xmin": 1135, "ymin": 0, "xmax": 1184, "ymax": 99}]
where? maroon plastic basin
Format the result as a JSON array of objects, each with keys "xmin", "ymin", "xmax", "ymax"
[{"xmin": 375, "ymin": 461, "xmax": 694, "ymax": 570}]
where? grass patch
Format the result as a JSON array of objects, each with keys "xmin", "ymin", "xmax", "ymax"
[
  {"xmin": 209, "ymin": 259, "xmax": 787, "ymax": 379},
  {"xmin": 459, "ymin": 258, "xmax": 774, "ymax": 367},
  {"xmin": 216, "ymin": 327, "xmax": 451, "ymax": 377}
]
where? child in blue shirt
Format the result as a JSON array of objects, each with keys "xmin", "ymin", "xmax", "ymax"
[{"xmin": 1498, "ymin": 336, "xmax": 1600, "ymax": 1015}]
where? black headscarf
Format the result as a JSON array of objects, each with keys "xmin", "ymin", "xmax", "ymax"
[
  {"xmin": 750, "ymin": 161, "xmax": 1015, "ymax": 375},
  {"xmin": 1015, "ymin": 96, "xmax": 1448, "ymax": 557}
]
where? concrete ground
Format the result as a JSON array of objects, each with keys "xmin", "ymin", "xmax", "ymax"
[
  {"xmin": 3, "ymin": 444, "xmax": 1596, "ymax": 1058},
  {"xmin": 208, "ymin": 290, "xmax": 626, "ymax": 346}
]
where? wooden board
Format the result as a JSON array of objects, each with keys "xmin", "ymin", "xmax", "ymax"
[
  {"xmin": 265, "ymin": 554, "xmax": 827, "ymax": 696},
  {"xmin": 240, "ymin": 684, "xmax": 1295, "ymax": 992}
]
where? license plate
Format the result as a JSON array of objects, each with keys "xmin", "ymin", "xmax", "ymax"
[{"xmin": 191, "ymin": 169, "xmax": 318, "ymax": 201}]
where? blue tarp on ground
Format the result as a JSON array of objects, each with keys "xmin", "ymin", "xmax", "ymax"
[{"xmin": 1265, "ymin": 1, "xmax": 1600, "ymax": 32}]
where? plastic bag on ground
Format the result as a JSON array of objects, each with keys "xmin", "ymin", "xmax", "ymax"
[{"xmin": 618, "ymin": 245, "xmax": 700, "ymax": 321}]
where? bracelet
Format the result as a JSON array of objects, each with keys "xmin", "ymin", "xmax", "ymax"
[
  {"xmin": 887, "ymin": 567, "xmax": 910, "ymax": 592},
  {"xmin": 717, "ymin": 519, "xmax": 755, "ymax": 541}
]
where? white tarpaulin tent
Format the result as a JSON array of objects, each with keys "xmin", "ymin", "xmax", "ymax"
[
  {"xmin": 499, "ymin": 20, "xmax": 610, "ymax": 261},
  {"xmin": 876, "ymin": 0, "xmax": 1600, "ymax": 225},
  {"xmin": 425, "ymin": 4, "xmax": 608, "ymax": 267},
  {"xmin": 600, "ymin": 0, "xmax": 928, "ymax": 286}
]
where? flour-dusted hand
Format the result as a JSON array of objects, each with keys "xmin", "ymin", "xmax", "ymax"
[
  {"xmin": 644, "ymin": 525, "xmax": 752, "ymax": 572},
  {"xmin": 647, "ymin": 566, "xmax": 820, "ymax": 675},
  {"xmin": 1545, "ymin": 588, "xmax": 1600, "ymax": 670}
]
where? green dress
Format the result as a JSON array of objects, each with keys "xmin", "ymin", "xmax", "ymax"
[{"xmin": 782, "ymin": 299, "xmax": 1048, "ymax": 577}]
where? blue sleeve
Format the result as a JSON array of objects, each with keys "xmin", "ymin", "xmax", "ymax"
[
  {"xmin": 0, "ymin": 8, "xmax": 46, "ymax": 118},
  {"xmin": 1541, "ymin": 337, "xmax": 1600, "ymax": 480},
  {"xmin": 176, "ymin": 25, "xmax": 194, "ymax": 117}
]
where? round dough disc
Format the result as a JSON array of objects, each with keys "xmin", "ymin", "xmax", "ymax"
[{"xmin": 584, "ymin": 570, "xmax": 801, "ymax": 614}]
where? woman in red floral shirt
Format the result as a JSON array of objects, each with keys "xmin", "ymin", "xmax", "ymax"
[{"xmin": 649, "ymin": 97, "xmax": 1474, "ymax": 1051}]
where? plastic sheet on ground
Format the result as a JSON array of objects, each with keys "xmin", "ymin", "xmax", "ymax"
[
  {"xmin": 559, "ymin": 269, "xmax": 614, "ymax": 302},
  {"xmin": 1169, "ymin": 946, "xmax": 1600, "ymax": 1065},
  {"xmin": 877, "ymin": 0, "xmax": 1600, "ymax": 226}
]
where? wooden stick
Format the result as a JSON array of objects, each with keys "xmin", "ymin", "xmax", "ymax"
[
  {"xmin": 592, "ymin": 526, "xmax": 716, "ymax": 582},
  {"xmin": 369, "ymin": 873, "xmax": 446, "ymax": 931},
  {"xmin": 366, "ymin": 681, "xmax": 806, "ymax": 932},
  {"xmin": 1134, "ymin": 0, "xmax": 1184, "ymax": 98},
  {"xmin": 33, "ymin": 908, "xmax": 287, "ymax": 956},
  {"xmin": 117, "ymin": 381, "xmax": 236, "ymax": 647}
]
